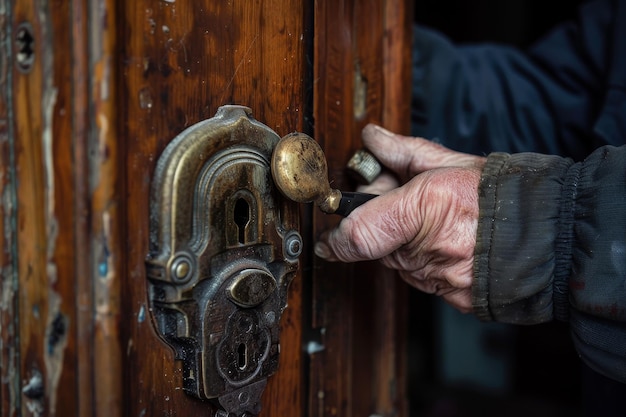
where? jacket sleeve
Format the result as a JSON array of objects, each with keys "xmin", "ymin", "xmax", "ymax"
[
  {"xmin": 473, "ymin": 145, "xmax": 626, "ymax": 383},
  {"xmin": 411, "ymin": 0, "xmax": 614, "ymax": 160}
]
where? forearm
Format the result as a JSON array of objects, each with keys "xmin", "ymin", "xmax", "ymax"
[
  {"xmin": 472, "ymin": 151, "xmax": 574, "ymax": 322},
  {"xmin": 473, "ymin": 145, "xmax": 626, "ymax": 382}
]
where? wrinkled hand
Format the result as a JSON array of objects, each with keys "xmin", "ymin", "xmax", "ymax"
[{"xmin": 314, "ymin": 124, "xmax": 486, "ymax": 312}]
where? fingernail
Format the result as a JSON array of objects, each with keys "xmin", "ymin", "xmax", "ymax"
[
  {"xmin": 373, "ymin": 124, "xmax": 394, "ymax": 137},
  {"xmin": 314, "ymin": 242, "xmax": 331, "ymax": 259}
]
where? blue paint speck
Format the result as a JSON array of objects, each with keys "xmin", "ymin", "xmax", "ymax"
[
  {"xmin": 138, "ymin": 305, "xmax": 146, "ymax": 323},
  {"xmin": 98, "ymin": 261, "xmax": 108, "ymax": 277}
]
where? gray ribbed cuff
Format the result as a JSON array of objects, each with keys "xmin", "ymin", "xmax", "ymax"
[{"xmin": 472, "ymin": 152, "xmax": 510, "ymax": 321}]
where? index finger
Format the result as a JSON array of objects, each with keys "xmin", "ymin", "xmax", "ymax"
[{"xmin": 314, "ymin": 184, "xmax": 416, "ymax": 262}]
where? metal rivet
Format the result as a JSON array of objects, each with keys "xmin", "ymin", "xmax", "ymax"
[
  {"xmin": 284, "ymin": 231, "xmax": 303, "ymax": 258},
  {"xmin": 238, "ymin": 390, "xmax": 250, "ymax": 404},
  {"xmin": 170, "ymin": 254, "xmax": 194, "ymax": 284},
  {"xmin": 175, "ymin": 261, "xmax": 190, "ymax": 279}
]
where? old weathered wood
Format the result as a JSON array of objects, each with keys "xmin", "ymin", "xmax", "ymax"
[
  {"xmin": 0, "ymin": 1, "xmax": 86, "ymax": 416},
  {"xmin": 0, "ymin": 2, "xmax": 18, "ymax": 416},
  {"xmin": 310, "ymin": 0, "xmax": 412, "ymax": 416},
  {"xmin": 1, "ymin": 0, "xmax": 411, "ymax": 416}
]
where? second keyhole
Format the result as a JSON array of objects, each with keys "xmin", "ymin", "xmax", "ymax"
[{"xmin": 237, "ymin": 343, "xmax": 248, "ymax": 370}]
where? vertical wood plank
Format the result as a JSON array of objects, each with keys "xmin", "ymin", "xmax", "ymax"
[
  {"xmin": 8, "ymin": 0, "xmax": 86, "ymax": 415},
  {"xmin": 0, "ymin": 1, "xmax": 19, "ymax": 415},
  {"xmin": 311, "ymin": 0, "xmax": 412, "ymax": 416},
  {"xmin": 71, "ymin": 0, "xmax": 96, "ymax": 413},
  {"xmin": 89, "ymin": 0, "xmax": 124, "ymax": 414},
  {"xmin": 12, "ymin": 1, "xmax": 69, "ymax": 415},
  {"xmin": 2, "ymin": 0, "xmax": 124, "ymax": 415}
]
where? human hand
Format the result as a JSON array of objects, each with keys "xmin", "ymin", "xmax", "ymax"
[{"xmin": 314, "ymin": 124, "xmax": 486, "ymax": 312}]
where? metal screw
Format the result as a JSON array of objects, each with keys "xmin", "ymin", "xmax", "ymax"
[
  {"xmin": 285, "ymin": 232, "xmax": 303, "ymax": 258},
  {"xmin": 15, "ymin": 23, "xmax": 35, "ymax": 73},
  {"xmin": 238, "ymin": 391, "xmax": 250, "ymax": 404}
]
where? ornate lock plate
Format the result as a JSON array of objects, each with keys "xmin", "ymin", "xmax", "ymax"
[{"xmin": 146, "ymin": 105, "xmax": 301, "ymax": 416}]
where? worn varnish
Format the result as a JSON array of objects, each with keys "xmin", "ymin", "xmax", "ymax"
[
  {"xmin": 310, "ymin": 1, "xmax": 412, "ymax": 416},
  {"xmin": 1, "ymin": 0, "xmax": 411, "ymax": 416}
]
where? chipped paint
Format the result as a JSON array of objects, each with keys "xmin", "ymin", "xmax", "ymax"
[
  {"xmin": 89, "ymin": 112, "xmax": 110, "ymax": 191},
  {"xmin": 22, "ymin": 369, "xmax": 44, "ymax": 416},
  {"xmin": 44, "ymin": 293, "xmax": 68, "ymax": 415},
  {"xmin": 36, "ymin": 0, "xmax": 67, "ymax": 411},
  {"xmin": 137, "ymin": 304, "xmax": 146, "ymax": 323},
  {"xmin": 100, "ymin": 56, "xmax": 111, "ymax": 101},
  {"xmin": 138, "ymin": 87, "xmax": 154, "ymax": 109},
  {"xmin": 1, "ymin": 264, "xmax": 19, "ymax": 412},
  {"xmin": 42, "ymin": 86, "xmax": 59, "ymax": 265},
  {"xmin": 0, "ymin": 0, "xmax": 21, "ymax": 414},
  {"xmin": 95, "ymin": 209, "xmax": 115, "ymax": 336}
]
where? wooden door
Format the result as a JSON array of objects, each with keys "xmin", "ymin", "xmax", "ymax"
[{"xmin": 0, "ymin": 1, "xmax": 411, "ymax": 416}]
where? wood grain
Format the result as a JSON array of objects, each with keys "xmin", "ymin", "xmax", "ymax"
[{"xmin": 311, "ymin": 0, "xmax": 412, "ymax": 416}]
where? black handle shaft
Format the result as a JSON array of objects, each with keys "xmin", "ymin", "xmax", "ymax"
[{"xmin": 335, "ymin": 191, "xmax": 378, "ymax": 217}]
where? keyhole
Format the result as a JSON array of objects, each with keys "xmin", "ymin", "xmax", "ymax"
[
  {"xmin": 16, "ymin": 23, "xmax": 35, "ymax": 73},
  {"xmin": 234, "ymin": 198, "xmax": 250, "ymax": 244},
  {"xmin": 237, "ymin": 343, "xmax": 247, "ymax": 370}
]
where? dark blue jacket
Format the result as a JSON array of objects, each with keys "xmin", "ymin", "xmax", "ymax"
[{"xmin": 412, "ymin": 0, "xmax": 626, "ymax": 384}]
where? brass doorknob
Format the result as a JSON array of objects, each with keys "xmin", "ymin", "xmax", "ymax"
[{"xmin": 271, "ymin": 132, "xmax": 377, "ymax": 216}]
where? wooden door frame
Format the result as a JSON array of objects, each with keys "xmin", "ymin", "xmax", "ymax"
[{"xmin": 309, "ymin": 1, "xmax": 412, "ymax": 416}]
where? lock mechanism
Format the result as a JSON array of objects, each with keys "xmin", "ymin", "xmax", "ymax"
[{"xmin": 146, "ymin": 105, "xmax": 301, "ymax": 417}]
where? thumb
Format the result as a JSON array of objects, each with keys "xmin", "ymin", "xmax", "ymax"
[
  {"xmin": 314, "ymin": 186, "xmax": 412, "ymax": 262},
  {"xmin": 361, "ymin": 124, "xmax": 484, "ymax": 179}
]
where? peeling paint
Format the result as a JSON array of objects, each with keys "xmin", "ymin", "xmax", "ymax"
[
  {"xmin": 37, "ymin": 1, "xmax": 66, "ymax": 412},
  {"xmin": 95, "ymin": 209, "xmax": 114, "ymax": 336},
  {"xmin": 42, "ymin": 87, "xmax": 59, "ymax": 239},
  {"xmin": 137, "ymin": 304, "xmax": 146, "ymax": 323},
  {"xmin": 22, "ymin": 369, "xmax": 44, "ymax": 416},
  {"xmin": 126, "ymin": 338, "xmax": 134, "ymax": 356},
  {"xmin": 138, "ymin": 87, "xmax": 154, "ymax": 110},
  {"xmin": 100, "ymin": 57, "xmax": 111, "ymax": 101},
  {"xmin": 1, "ymin": 265, "xmax": 18, "ymax": 411},
  {"xmin": 46, "ymin": 312, "xmax": 67, "ymax": 355},
  {"xmin": 88, "ymin": 110, "xmax": 111, "ymax": 193},
  {"xmin": 0, "ymin": 0, "xmax": 20, "ymax": 411},
  {"xmin": 44, "ymin": 292, "xmax": 68, "ymax": 416},
  {"xmin": 98, "ymin": 260, "xmax": 108, "ymax": 276}
]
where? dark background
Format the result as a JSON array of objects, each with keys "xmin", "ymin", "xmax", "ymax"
[{"xmin": 409, "ymin": 1, "xmax": 586, "ymax": 416}]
